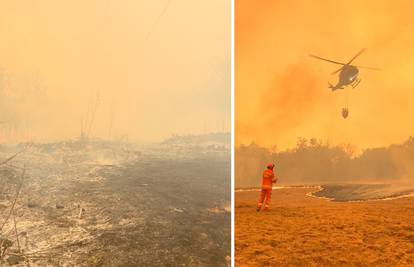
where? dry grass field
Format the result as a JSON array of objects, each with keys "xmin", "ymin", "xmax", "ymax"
[{"xmin": 235, "ymin": 188, "xmax": 414, "ymax": 267}]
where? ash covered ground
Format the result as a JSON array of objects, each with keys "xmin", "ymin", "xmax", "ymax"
[
  {"xmin": 312, "ymin": 184, "xmax": 414, "ymax": 202},
  {"xmin": 0, "ymin": 138, "xmax": 230, "ymax": 266}
]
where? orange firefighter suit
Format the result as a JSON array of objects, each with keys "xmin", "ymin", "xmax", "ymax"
[{"xmin": 257, "ymin": 167, "xmax": 277, "ymax": 211}]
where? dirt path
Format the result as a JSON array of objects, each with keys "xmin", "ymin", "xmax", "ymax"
[{"xmin": 236, "ymin": 188, "xmax": 414, "ymax": 267}]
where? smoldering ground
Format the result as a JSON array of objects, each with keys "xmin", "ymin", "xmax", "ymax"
[{"xmin": 0, "ymin": 138, "xmax": 230, "ymax": 266}]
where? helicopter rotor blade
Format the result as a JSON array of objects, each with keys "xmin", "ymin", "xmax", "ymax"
[
  {"xmin": 331, "ymin": 67, "xmax": 343, "ymax": 75},
  {"xmin": 309, "ymin": 54, "xmax": 346, "ymax": 65},
  {"xmin": 346, "ymin": 48, "xmax": 365, "ymax": 65},
  {"xmin": 354, "ymin": 65, "xmax": 381, "ymax": 71}
]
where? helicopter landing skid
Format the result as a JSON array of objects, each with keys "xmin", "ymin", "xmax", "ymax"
[{"xmin": 351, "ymin": 78, "xmax": 361, "ymax": 88}]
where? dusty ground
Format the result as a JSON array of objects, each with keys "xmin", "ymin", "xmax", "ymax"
[
  {"xmin": 236, "ymin": 188, "xmax": 414, "ymax": 267},
  {"xmin": 0, "ymin": 141, "xmax": 230, "ymax": 266}
]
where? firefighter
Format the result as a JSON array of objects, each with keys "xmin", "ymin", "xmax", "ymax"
[{"xmin": 257, "ymin": 163, "xmax": 278, "ymax": 212}]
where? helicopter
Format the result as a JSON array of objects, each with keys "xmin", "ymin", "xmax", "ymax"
[{"xmin": 309, "ymin": 49, "xmax": 380, "ymax": 91}]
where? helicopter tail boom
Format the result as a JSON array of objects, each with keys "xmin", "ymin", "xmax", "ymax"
[{"xmin": 329, "ymin": 82, "xmax": 343, "ymax": 91}]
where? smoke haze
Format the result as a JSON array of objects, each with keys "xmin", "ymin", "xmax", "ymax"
[
  {"xmin": 0, "ymin": 0, "xmax": 230, "ymax": 143},
  {"xmin": 236, "ymin": 0, "xmax": 414, "ymax": 150}
]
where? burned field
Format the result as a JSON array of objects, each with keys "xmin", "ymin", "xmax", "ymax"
[
  {"xmin": 0, "ymin": 140, "xmax": 230, "ymax": 266},
  {"xmin": 312, "ymin": 184, "xmax": 414, "ymax": 202}
]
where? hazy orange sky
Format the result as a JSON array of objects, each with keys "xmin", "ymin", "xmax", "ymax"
[
  {"xmin": 0, "ymin": 0, "xmax": 230, "ymax": 142},
  {"xmin": 236, "ymin": 0, "xmax": 414, "ymax": 150}
]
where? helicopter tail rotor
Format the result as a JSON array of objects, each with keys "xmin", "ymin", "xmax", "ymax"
[{"xmin": 328, "ymin": 82, "xmax": 337, "ymax": 91}]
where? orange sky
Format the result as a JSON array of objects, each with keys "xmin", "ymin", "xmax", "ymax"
[
  {"xmin": 236, "ymin": 0, "xmax": 414, "ymax": 150},
  {"xmin": 0, "ymin": 0, "xmax": 230, "ymax": 142}
]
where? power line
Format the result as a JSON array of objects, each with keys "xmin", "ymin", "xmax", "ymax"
[{"xmin": 145, "ymin": 0, "xmax": 174, "ymax": 41}]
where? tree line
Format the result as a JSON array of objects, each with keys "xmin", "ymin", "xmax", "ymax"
[{"xmin": 236, "ymin": 137, "xmax": 414, "ymax": 188}]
